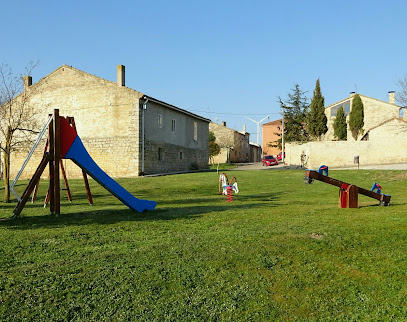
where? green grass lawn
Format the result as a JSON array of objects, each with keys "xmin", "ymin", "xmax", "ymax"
[{"xmin": 1, "ymin": 169, "xmax": 407, "ymax": 320}]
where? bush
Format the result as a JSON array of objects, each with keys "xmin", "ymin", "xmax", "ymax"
[{"xmin": 189, "ymin": 162, "xmax": 199, "ymax": 170}]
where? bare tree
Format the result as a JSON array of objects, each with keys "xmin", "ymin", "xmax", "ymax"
[
  {"xmin": 397, "ymin": 74, "xmax": 407, "ymax": 107},
  {"xmin": 0, "ymin": 61, "xmax": 42, "ymax": 202}
]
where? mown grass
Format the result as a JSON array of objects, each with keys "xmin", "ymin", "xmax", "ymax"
[
  {"xmin": 209, "ymin": 163, "xmax": 236, "ymax": 171},
  {"xmin": 1, "ymin": 169, "xmax": 407, "ymax": 320}
]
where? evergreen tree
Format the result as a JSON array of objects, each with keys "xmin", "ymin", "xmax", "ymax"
[
  {"xmin": 349, "ymin": 94, "xmax": 364, "ymax": 139},
  {"xmin": 279, "ymin": 84, "xmax": 309, "ymax": 144},
  {"xmin": 308, "ymin": 78, "xmax": 327, "ymax": 139},
  {"xmin": 333, "ymin": 106, "xmax": 347, "ymax": 140}
]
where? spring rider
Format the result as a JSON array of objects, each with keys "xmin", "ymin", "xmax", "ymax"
[{"xmin": 219, "ymin": 173, "xmax": 238, "ymax": 202}]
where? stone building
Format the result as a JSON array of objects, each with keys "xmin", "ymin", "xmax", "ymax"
[
  {"xmin": 324, "ymin": 91, "xmax": 402, "ymax": 141},
  {"xmin": 285, "ymin": 91, "xmax": 407, "ymax": 168},
  {"xmin": 262, "ymin": 119, "xmax": 282, "ymax": 156},
  {"xmin": 8, "ymin": 65, "xmax": 210, "ymax": 179},
  {"xmin": 209, "ymin": 122, "xmax": 251, "ymax": 163},
  {"xmin": 249, "ymin": 142, "xmax": 262, "ymax": 162}
]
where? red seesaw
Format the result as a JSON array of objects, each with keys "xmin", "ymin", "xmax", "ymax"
[{"xmin": 304, "ymin": 167, "xmax": 391, "ymax": 208}]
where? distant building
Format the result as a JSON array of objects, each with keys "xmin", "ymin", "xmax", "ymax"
[
  {"xmin": 262, "ymin": 119, "xmax": 282, "ymax": 156},
  {"xmin": 249, "ymin": 142, "xmax": 262, "ymax": 162},
  {"xmin": 324, "ymin": 91, "xmax": 402, "ymax": 141},
  {"xmin": 9, "ymin": 65, "xmax": 210, "ymax": 179},
  {"xmin": 209, "ymin": 122, "xmax": 251, "ymax": 163}
]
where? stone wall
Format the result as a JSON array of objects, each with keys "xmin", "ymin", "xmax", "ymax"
[
  {"xmin": 286, "ymin": 118, "xmax": 407, "ymax": 169},
  {"xmin": 9, "ymin": 65, "xmax": 142, "ymax": 179},
  {"xmin": 142, "ymin": 98, "xmax": 209, "ymax": 174},
  {"xmin": 144, "ymin": 140, "xmax": 209, "ymax": 174}
]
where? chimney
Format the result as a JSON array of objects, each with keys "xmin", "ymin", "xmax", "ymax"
[
  {"xmin": 222, "ymin": 121, "xmax": 226, "ymax": 127},
  {"xmin": 23, "ymin": 76, "xmax": 32, "ymax": 90},
  {"xmin": 243, "ymin": 124, "xmax": 246, "ymax": 132},
  {"xmin": 117, "ymin": 65, "xmax": 125, "ymax": 87},
  {"xmin": 388, "ymin": 91, "xmax": 395, "ymax": 104},
  {"xmin": 350, "ymin": 91, "xmax": 356, "ymax": 97}
]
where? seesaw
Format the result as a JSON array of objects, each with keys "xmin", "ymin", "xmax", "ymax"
[{"xmin": 304, "ymin": 165, "xmax": 391, "ymax": 208}]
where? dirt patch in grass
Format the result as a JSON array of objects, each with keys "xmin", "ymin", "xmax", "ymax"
[
  {"xmin": 310, "ymin": 233, "xmax": 323, "ymax": 239},
  {"xmin": 375, "ymin": 171, "xmax": 407, "ymax": 182}
]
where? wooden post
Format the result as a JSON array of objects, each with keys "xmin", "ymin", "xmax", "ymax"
[
  {"xmin": 49, "ymin": 116, "xmax": 55, "ymax": 214},
  {"xmin": 53, "ymin": 109, "xmax": 60, "ymax": 216},
  {"xmin": 347, "ymin": 185, "xmax": 359, "ymax": 208},
  {"xmin": 13, "ymin": 155, "xmax": 51, "ymax": 218}
]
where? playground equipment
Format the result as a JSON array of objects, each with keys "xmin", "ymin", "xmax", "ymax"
[
  {"xmin": 30, "ymin": 115, "xmax": 94, "ymax": 207},
  {"xmin": 219, "ymin": 173, "xmax": 238, "ymax": 202},
  {"xmin": 304, "ymin": 166, "xmax": 391, "ymax": 208},
  {"xmin": 12, "ymin": 109, "xmax": 156, "ymax": 218}
]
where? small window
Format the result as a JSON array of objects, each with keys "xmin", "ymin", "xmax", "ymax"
[
  {"xmin": 158, "ymin": 114, "xmax": 163, "ymax": 128},
  {"xmin": 171, "ymin": 119, "xmax": 176, "ymax": 133},
  {"xmin": 193, "ymin": 121, "xmax": 198, "ymax": 141},
  {"xmin": 158, "ymin": 148, "xmax": 163, "ymax": 161},
  {"xmin": 331, "ymin": 100, "xmax": 350, "ymax": 117},
  {"xmin": 179, "ymin": 151, "xmax": 183, "ymax": 160}
]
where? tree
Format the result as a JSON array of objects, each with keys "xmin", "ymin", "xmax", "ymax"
[
  {"xmin": 308, "ymin": 78, "xmax": 327, "ymax": 139},
  {"xmin": 0, "ymin": 62, "xmax": 41, "ymax": 202},
  {"xmin": 208, "ymin": 131, "xmax": 220, "ymax": 164},
  {"xmin": 333, "ymin": 106, "xmax": 347, "ymax": 140},
  {"xmin": 397, "ymin": 74, "xmax": 407, "ymax": 107},
  {"xmin": 273, "ymin": 84, "xmax": 309, "ymax": 149},
  {"xmin": 348, "ymin": 93, "xmax": 364, "ymax": 139}
]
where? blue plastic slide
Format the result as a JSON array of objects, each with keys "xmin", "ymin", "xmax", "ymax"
[{"xmin": 64, "ymin": 136, "xmax": 156, "ymax": 212}]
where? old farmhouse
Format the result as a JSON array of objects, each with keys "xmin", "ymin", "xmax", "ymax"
[{"xmin": 8, "ymin": 65, "xmax": 210, "ymax": 179}]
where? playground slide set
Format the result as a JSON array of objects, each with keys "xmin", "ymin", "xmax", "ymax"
[
  {"xmin": 65, "ymin": 133, "xmax": 156, "ymax": 213},
  {"xmin": 12, "ymin": 111, "xmax": 392, "ymax": 217},
  {"xmin": 12, "ymin": 111, "xmax": 156, "ymax": 217}
]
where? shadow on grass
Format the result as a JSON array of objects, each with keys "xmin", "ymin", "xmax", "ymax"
[
  {"xmin": 0, "ymin": 202, "xmax": 269, "ymax": 230},
  {"xmin": 159, "ymin": 192, "xmax": 280, "ymax": 206}
]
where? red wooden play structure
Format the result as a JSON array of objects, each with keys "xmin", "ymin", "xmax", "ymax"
[
  {"xmin": 12, "ymin": 109, "xmax": 156, "ymax": 218},
  {"xmin": 304, "ymin": 166, "xmax": 391, "ymax": 208}
]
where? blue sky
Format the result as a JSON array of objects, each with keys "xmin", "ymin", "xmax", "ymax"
[{"xmin": 1, "ymin": 0, "xmax": 406, "ymax": 144}]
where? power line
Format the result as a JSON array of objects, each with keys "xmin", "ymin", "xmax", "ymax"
[{"xmin": 185, "ymin": 109, "xmax": 281, "ymax": 116}]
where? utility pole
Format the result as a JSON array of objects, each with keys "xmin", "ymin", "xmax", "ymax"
[{"xmin": 244, "ymin": 115, "xmax": 270, "ymax": 146}]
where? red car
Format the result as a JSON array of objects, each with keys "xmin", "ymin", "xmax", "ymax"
[
  {"xmin": 277, "ymin": 152, "xmax": 286, "ymax": 161},
  {"xmin": 262, "ymin": 155, "xmax": 278, "ymax": 166}
]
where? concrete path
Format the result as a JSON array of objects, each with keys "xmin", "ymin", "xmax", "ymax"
[
  {"xmin": 233, "ymin": 162, "xmax": 407, "ymax": 171},
  {"xmin": 233, "ymin": 162, "xmax": 299, "ymax": 171}
]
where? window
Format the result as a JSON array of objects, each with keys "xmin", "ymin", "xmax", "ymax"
[
  {"xmin": 331, "ymin": 100, "xmax": 350, "ymax": 117},
  {"xmin": 158, "ymin": 114, "xmax": 163, "ymax": 128},
  {"xmin": 193, "ymin": 121, "xmax": 198, "ymax": 141},
  {"xmin": 171, "ymin": 119, "xmax": 176, "ymax": 133},
  {"xmin": 158, "ymin": 148, "xmax": 163, "ymax": 161},
  {"xmin": 179, "ymin": 151, "xmax": 183, "ymax": 160}
]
